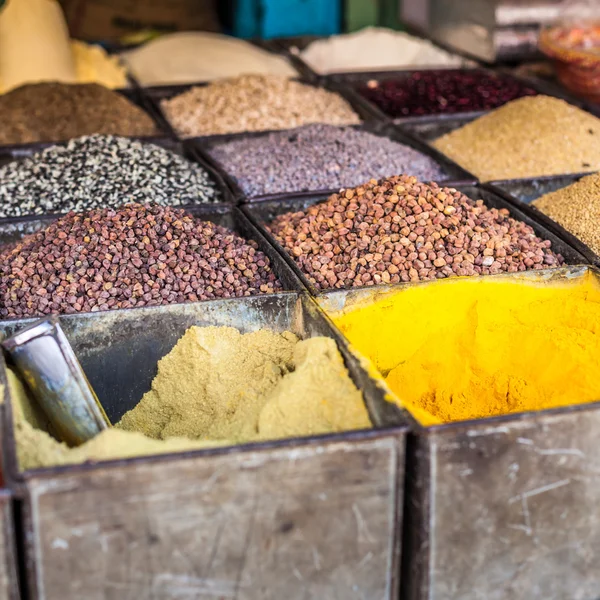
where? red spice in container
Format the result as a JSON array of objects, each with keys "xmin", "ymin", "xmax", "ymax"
[{"xmin": 358, "ymin": 70, "xmax": 537, "ymax": 118}]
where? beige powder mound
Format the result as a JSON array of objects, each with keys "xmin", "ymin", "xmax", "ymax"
[
  {"xmin": 533, "ymin": 173, "xmax": 600, "ymax": 254},
  {"xmin": 118, "ymin": 326, "xmax": 371, "ymax": 442},
  {"xmin": 161, "ymin": 74, "xmax": 360, "ymax": 137},
  {"xmin": 433, "ymin": 96, "xmax": 600, "ymax": 181},
  {"xmin": 7, "ymin": 370, "xmax": 222, "ymax": 471},
  {"xmin": 8, "ymin": 326, "xmax": 371, "ymax": 471}
]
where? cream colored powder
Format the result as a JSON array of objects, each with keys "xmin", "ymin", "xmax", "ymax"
[
  {"xmin": 300, "ymin": 27, "xmax": 469, "ymax": 74},
  {"xmin": 122, "ymin": 31, "xmax": 297, "ymax": 85},
  {"xmin": 8, "ymin": 327, "xmax": 370, "ymax": 471}
]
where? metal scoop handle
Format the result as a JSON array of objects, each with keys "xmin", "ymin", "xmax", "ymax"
[{"xmin": 2, "ymin": 316, "xmax": 110, "ymax": 446}]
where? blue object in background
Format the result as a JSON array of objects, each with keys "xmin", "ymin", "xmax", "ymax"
[{"xmin": 233, "ymin": 0, "xmax": 341, "ymax": 39}]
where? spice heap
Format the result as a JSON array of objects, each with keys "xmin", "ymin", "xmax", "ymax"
[
  {"xmin": 0, "ymin": 135, "xmax": 219, "ymax": 217},
  {"xmin": 0, "ymin": 0, "xmax": 127, "ymax": 93},
  {"xmin": 268, "ymin": 175, "xmax": 562, "ymax": 290},
  {"xmin": 433, "ymin": 96, "xmax": 600, "ymax": 181},
  {"xmin": 161, "ymin": 75, "xmax": 360, "ymax": 137},
  {"xmin": 299, "ymin": 27, "xmax": 468, "ymax": 74},
  {"xmin": 122, "ymin": 32, "xmax": 297, "ymax": 85},
  {"xmin": 0, "ymin": 83, "xmax": 158, "ymax": 145},
  {"xmin": 12, "ymin": 327, "xmax": 371, "ymax": 470},
  {"xmin": 208, "ymin": 124, "xmax": 445, "ymax": 197},
  {"xmin": 330, "ymin": 270, "xmax": 600, "ymax": 424},
  {"xmin": 0, "ymin": 204, "xmax": 282, "ymax": 319},
  {"xmin": 359, "ymin": 71, "xmax": 537, "ymax": 118},
  {"xmin": 533, "ymin": 173, "xmax": 600, "ymax": 254}
]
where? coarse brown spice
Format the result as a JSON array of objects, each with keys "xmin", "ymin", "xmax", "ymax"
[
  {"xmin": 0, "ymin": 82, "xmax": 158, "ymax": 145},
  {"xmin": 161, "ymin": 74, "xmax": 360, "ymax": 137},
  {"xmin": 434, "ymin": 96, "xmax": 600, "ymax": 181},
  {"xmin": 533, "ymin": 173, "xmax": 600, "ymax": 254},
  {"xmin": 268, "ymin": 175, "xmax": 563, "ymax": 291},
  {"xmin": 0, "ymin": 203, "xmax": 282, "ymax": 319}
]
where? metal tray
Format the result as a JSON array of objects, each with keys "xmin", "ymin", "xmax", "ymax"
[
  {"xmin": 0, "ymin": 137, "xmax": 236, "ymax": 216},
  {"xmin": 0, "ymin": 87, "xmax": 172, "ymax": 154},
  {"xmin": 0, "ymin": 293, "xmax": 408, "ymax": 599},
  {"xmin": 0, "ymin": 204, "xmax": 306, "ymax": 304},
  {"xmin": 242, "ymin": 183, "xmax": 590, "ymax": 296},
  {"xmin": 487, "ymin": 174, "xmax": 600, "ymax": 265},
  {"xmin": 318, "ymin": 264, "xmax": 600, "ymax": 600},
  {"xmin": 141, "ymin": 77, "xmax": 382, "ymax": 143},
  {"xmin": 194, "ymin": 120, "xmax": 477, "ymax": 204}
]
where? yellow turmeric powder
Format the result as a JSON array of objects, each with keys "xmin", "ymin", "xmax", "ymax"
[{"xmin": 327, "ymin": 270, "xmax": 600, "ymax": 425}]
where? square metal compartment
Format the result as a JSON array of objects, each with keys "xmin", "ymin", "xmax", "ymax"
[{"xmin": 0, "ymin": 293, "xmax": 408, "ymax": 599}]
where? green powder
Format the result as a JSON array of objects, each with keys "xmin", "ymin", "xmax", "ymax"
[{"xmin": 8, "ymin": 327, "xmax": 371, "ymax": 471}]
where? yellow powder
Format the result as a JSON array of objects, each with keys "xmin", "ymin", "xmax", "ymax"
[
  {"xmin": 118, "ymin": 327, "xmax": 371, "ymax": 442},
  {"xmin": 328, "ymin": 270, "xmax": 600, "ymax": 425},
  {"xmin": 7, "ymin": 327, "xmax": 370, "ymax": 470}
]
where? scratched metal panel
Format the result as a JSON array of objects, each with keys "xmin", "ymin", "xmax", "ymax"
[
  {"xmin": 404, "ymin": 406, "xmax": 600, "ymax": 600},
  {"xmin": 0, "ymin": 293, "xmax": 407, "ymax": 599},
  {"xmin": 0, "ymin": 491, "xmax": 19, "ymax": 599}
]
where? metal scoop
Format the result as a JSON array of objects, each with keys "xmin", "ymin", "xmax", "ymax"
[{"xmin": 2, "ymin": 316, "xmax": 111, "ymax": 446}]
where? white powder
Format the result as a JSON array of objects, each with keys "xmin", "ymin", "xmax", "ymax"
[
  {"xmin": 300, "ymin": 27, "xmax": 470, "ymax": 74},
  {"xmin": 122, "ymin": 32, "xmax": 297, "ymax": 85}
]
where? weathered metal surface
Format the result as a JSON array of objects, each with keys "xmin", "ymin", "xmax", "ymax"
[
  {"xmin": 0, "ymin": 490, "xmax": 20, "ymax": 599},
  {"xmin": 0, "ymin": 293, "xmax": 407, "ymax": 599},
  {"xmin": 320, "ymin": 265, "xmax": 600, "ymax": 600}
]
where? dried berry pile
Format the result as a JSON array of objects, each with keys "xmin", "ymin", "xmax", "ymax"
[
  {"xmin": 358, "ymin": 71, "xmax": 537, "ymax": 118},
  {"xmin": 161, "ymin": 74, "xmax": 360, "ymax": 137},
  {"xmin": 0, "ymin": 83, "xmax": 159, "ymax": 145},
  {"xmin": 0, "ymin": 204, "xmax": 282, "ymax": 318},
  {"xmin": 208, "ymin": 124, "xmax": 445, "ymax": 197},
  {"xmin": 268, "ymin": 175, "xmax": 562, "ymax": 290},
  {"xmin": 0, "ymin": 135, "xmax": 220, "ymax": 217}
]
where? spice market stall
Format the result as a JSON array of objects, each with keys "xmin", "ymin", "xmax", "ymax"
[{"xmin": 0, "ymin": 0, "xmax": 599, "ymax": 599}]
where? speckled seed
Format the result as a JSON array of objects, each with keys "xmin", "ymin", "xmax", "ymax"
[
  {"xmin": 0, "ymin": 134, "xmax": 220, "ymax": 218},
  {"xmin": 0, "ymin": 203, "xmax": 281, "ymax": 319},
  {"xmin": 268, "ymin": 175, "xmax": 562, "ymax": 291},
  {"xmin": 208, "ymin": 124, "xmax": 445, "ymax": 197}
]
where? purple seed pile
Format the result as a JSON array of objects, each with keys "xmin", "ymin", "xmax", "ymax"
[
  {"xmin": 208, "ymin": 124, "xmax": 445, "ymax": 197},
  {"xmin": 269, "ymin": 175, "xmax": 562, "ymax": 291},
  {"xmin": 359, "ymin": 71, "xmax": 538, "ymax": 118},
  {"xmin": 0, "ymin": 204, "xmax": 282, "ymax": 319}
]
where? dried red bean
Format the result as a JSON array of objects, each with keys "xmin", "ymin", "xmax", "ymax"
[
  {"xmin": 359, "ymin": 70, "xmax": 538, "ymax": 118},
  {"xmin": 268, "ymin": 175, "xmax": 563, "ymax": 291},
  {"xmin": 0, "ymin": 204, "xmax": 282, "ymax": 319}
]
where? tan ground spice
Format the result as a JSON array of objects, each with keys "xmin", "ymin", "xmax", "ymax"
[
  {"xmin": 434, "ymin": 96, "xmax": 600, "ymax": 181},
  {"xmin": 161, "ymin": 74, "xmax": 360, "ymax": 137},
  {"xmin": 119, "ymin": 326, "xmax": 371, "ymax": 442},
  {"xmin": 533, "ymin": 173, "xmax": 600, "ymax": 254},
  {"xmin": 8, "ymin": 326, "xmax": 371, "ymax": 470}
]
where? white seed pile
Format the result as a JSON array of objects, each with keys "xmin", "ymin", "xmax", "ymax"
[
  {"xmin": 0, "ymin": 135, "xmax": 220, "ymax": 217},
  {"xmin": 161, "ymin": 74, "xmax": 360, "ymax": 137}
]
